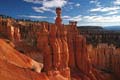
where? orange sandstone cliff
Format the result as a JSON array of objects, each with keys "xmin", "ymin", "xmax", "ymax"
[{"xmin": 0, "ymin": 8, "xmax": 118, "ymax": 80}]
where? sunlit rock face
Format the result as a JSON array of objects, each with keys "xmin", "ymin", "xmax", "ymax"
[
  {"xmin": 0, "ymin": 8, "xmax": 119, "ymax": 80},
  {"xmin": 0, "ymin": 39, "xmax": 49, "ymax": 80},
  {"xmin": 0, "ymin": 39, "xmax": 43, "ymax": 73},
  {"xmin": 37, "ymin": 7, "xmax": 70, "ymax": 79},
  {"xmin": 0, "ymin": 58, "xmax": 48, "ymax": 80},
  {"xmin": 66, "ymin": 21, "xmax": 95, "ymax": 80}
]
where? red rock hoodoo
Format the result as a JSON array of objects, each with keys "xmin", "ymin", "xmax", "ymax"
[
  {"xmin": 88, "ymin": 44, "xmax": 120, "ymax": 79},
  {"xmin": 0, "ymin": 8, "xmax": 118, "ymax": 80}
]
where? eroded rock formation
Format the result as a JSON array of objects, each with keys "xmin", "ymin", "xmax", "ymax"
[
  {"xmin": 87, "ymin": 44, "xmax": 120, "ymax": 79},
  {"xmin": 78, "ymin": 26, "xmax": 120, "ymax": 47},
  {"xmin": 0, "ymin": 8, "xmax": 119, "ymax": 80},
  {"xmin": 36, "ymin": 8, "xmax": 70, "ymax": 79}
]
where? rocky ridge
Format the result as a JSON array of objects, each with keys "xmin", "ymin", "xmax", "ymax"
[{"xmin": 0, "ymin": 8, "xmax": 117, "ymax": 80}]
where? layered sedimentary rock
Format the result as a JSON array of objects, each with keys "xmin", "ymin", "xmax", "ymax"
[
  {"xmin": 67, "ymin": 21, "xmax": 96, "ymax": 80},
  {"xmin": 0, "ymin": 39, "xmax": 48, "ymax": 80},
  {"xmin": 78, "ymin": 26, "xmax": 120, "ymax": 47},
  {"xmin": 0, "ymin": 39, "xmax": 71, "ymax": 80},
  {"xmin": 87, "ymin": 44, "xmax": 120, "ymax": 79},
  {"xmin": 0, "ymin": 58, "xmax": 48, "ymax": 80},
  {"xmin": 112, "ymin": 49, "xmax": 120, "ymax": 79},
  {"xmin": 0, "ymin": 8, "xmax": 119, "ymax": 80},
  {"xmin": 37, "ymin": 7, "xmax": 70, "ymax": 79},
  {"xmin": 0, "ymin": 39, "xmax": 43, "ymax": 73}
]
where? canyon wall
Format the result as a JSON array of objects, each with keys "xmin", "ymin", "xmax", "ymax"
[
  {"xmin": 87, "ymin": 44, "xmax": 120, "ymax": 79},
  {"xmin": 0, "ymin": 8, "xmax": 118, "ymax": 80},
  {"xmin": 0, "ymin": 13, "xmax": 93, "ymax": 80},
  {"xmin": 78, "ymin": 26, "xmax": 120, "ymax": 47}
]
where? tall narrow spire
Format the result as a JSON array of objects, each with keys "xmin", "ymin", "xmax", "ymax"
[{"xmin": 55, "ymin": 7, "xmax": 62, "ymax": 26}]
